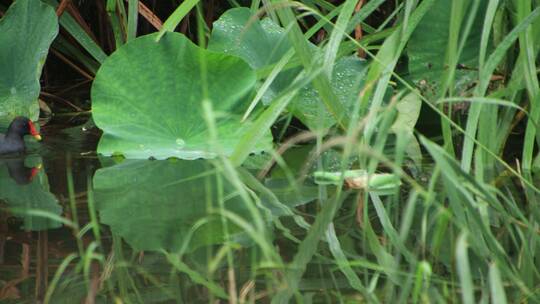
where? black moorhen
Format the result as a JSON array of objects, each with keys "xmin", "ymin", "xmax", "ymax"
[{"xmin": 0, "ymin": 117, "xmax": 42, "ymax": 154}]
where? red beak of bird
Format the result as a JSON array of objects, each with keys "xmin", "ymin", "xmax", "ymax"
[{"xmin": 28, "ymin": 121, "xmax": 42, "ymax": 141}]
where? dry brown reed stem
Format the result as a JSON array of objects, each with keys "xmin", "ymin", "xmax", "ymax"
[
  {"xmin": 98, "ymin": 251, "xmax": 115, "ymax": 290},
  {"xmin": 84, "ymin": 262, "xmax": 101, "ymax": 304},
  {"xmin": 40, "ymin": 91, "xmax": 84, "ymax": 112},
  {"xmin": 49, "ymin": 48, "xmax": 94, "ymax": 80},
  {"xmin": 0, "ymin": 245, "xmax": 29, "ymax": 300},
  {"xmin": 56, "ymin": 0, "xmax": 70, "ymax": 16},
  {"xmin": 56, "ymin": 79, "xmax": 93, "ymax": 96},
  {"xmin": 239, "ymin": 280, "xmax": 255, "ymax": 304},
  {"xmin": 35, "ymin": 231, "xmax": 49, "ymax": 300},
  {"xmin": 180, "ymin": 14, "xmax": 190, "ymax": 34},
  {"xmin": 355, "ymin": 191, "xmax": 364, "ymax": 226},
  {"xmin": 93, "ymin": 0, "xmax": 112, "ymax": 49},
  {"xmin": 138, "ymin": 1, "xmax": 163, "ymax": 30},
  {"xmin": 205, "ymin": 0, "xmax": 216, "ymax": 29},
  {"xmin": 67, "ymin": 2, "xmax": 99, "ymax": 43},
  {"xmin": 228, "ymin": 267, "xmax": 238, "ymax": 304},
  {"xmin": 355, "ymin": 0, "xmax": 365, "ymax": 58}
]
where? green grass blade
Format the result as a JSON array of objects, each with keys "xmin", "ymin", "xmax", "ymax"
[
  {"xmin": 271, "ymin": 0, "xmax": 349, "ymax": 129},
  {"xmin": 164, "ymin": 252, "xmax": 229, "ymax": 299},
  {"xmin": 231, "ymin": 69, "xmax": 319, "ymax": 165},
  {"xmin": 489, "ymin": 262, "xmax": 507, "ymax": 304},
  {"xmin": 322, "ymin": 0, "xmax": 357, "ymax": 76},
  {"xmin": 479, "ymin": 0, "xmax": 500, "ymax": 67},
  {"xmin": 106, "ymin": 0, "xmax": 126, "ymax": 48},
  {"xmin": 155, "ymin": 0, "xmax": 200, "ymax": 41},
  {"xmin": 43, "ymin": 254, "xmax": 78, "ymax": 304},
  {"xmin": 461, "ymin": 6, "xmax": 540, "ymax": 172},
  {"xmin": 43, "ymin": 0, "xmax": 107, "ymax": 63},
  {"xmin": 325, "ymin": 224, "xmax": 370, "ymax": 296},
  {"xmin": 345, "ymin": 0, "xmax": 386, "ymax": 33},
  {"xmin": 127, "ymin": 0, "xmax": 139, "ymax": 41},
  {"xmin": 9, "ymin": 208, "xmax": 76, "ymax": 228},
  {"xmin": 361, "ymin": 0, "xmax": 436, "ymax": 140},
  {"xmin": 456, "ymin": 233, "xmax": 474, "ymax": 304}
]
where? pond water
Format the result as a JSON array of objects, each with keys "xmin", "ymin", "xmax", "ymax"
[
  {"xmin": 1, "ymin": 119, "xmax": 374, "ymax": 303},
  {"xmin": 2, "ymin": 119, "xmax": 532, "ymax": 303}
]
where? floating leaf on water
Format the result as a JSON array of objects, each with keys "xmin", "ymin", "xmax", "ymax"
[
  {"xmin": 0, "ymin": 0, "xmax": 58, "ymax": 127},
  {"xmin": 92, "ymin": 32, "xmax": 272, "ymax": 159}
]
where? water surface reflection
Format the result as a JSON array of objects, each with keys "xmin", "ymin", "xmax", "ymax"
[{"xmin": 0, "ymin": 125, "xmax": 327, "ymax": 302}]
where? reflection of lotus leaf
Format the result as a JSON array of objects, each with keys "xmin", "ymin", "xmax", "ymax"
[
  {"xmin": 0, "ymin": 158, "xmax": 62, "ymax": 231},
  {"xmin": 92, "ymin": 32, "xmax": 272, "ymax": 160},
  {"xmin": 93, "ymin": 159, "xmax": 255, "ymax": 252},
  {"xmin": 0, "ymin": 0, "xmax": 58, "ymax": 127}
]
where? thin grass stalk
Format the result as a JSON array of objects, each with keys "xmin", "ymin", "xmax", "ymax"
[
  {"xmin": 82, "ymin": 242, "xmax": 102, "ymax": 290},
  {"xmin": 437, "ymin": 0, "xmax": 471, "ymax": 156},
  {"xmin": 250, "ymin": 0, "xmax": 261, "ymax": 12},
  {"xmin": 10, "ymin": 208, "xmax": 76, "ymax": 228},
  {"xmin": 155, "ymin": 0, "xmax": 200, "ymax": 41},
  {"xmin": 164, "ymin": 252, "xmax": 229, "ymax": 299},
  {"xmin": 106, "ymin": 0, "xmax": 125, "ymax": 48},
  {"xmin": 461, "ymin": 6, "xmax": 540, "ymax": 172},
  {"xmin": 202, "ymin": 100, "xmax": 279, "ymax": 264},
  {"xmin": 489, "ymin": 262, "xmax": 508, "ymax": 304},
  {"xmin": 517, "ymin": 0, "xmax": 540, "ymax": 171},
  {"xmin": 270, "ymin": 0, "xmax": 350, "ymax": 129},
  {"xmin": 110, "ymin": 234, "xmax": 140, "ymax": 301},
  {"xmin": 51, "ymin": 38, "xmax": 99, "ymax": 75},
  {"xmin": 370, "ymin": 193, "xmax": 415, "ymax": 262},
  {"xmin": 43, "ymin": 254, "xmax": 78, "ymax": 304},
  {"xmin": 322, "ymin": 0, "xmax": 357, "ymax": 77},
  {"xmin": 351, "ymin": 9, "xmax": 540, "ymax": 193},
  {"xmin": 272, "ymin": 192, "xmax": 375, "ymax": 303},
  {"xmin": 86, "ymin": 173, "xmax": 101, "ymax": 244},
  {"xmin": 127, "ymin": 0, "xmax": 138, "ymax": 41},
  {"xmin": 243, "ymin": 4, "xmax": 348, "ymax": 121},
  {"xmin": 66, "ymin": 153, "xmax": 84, "ymax": 256},
  {"xmin": 360, "ymin": 0, "xmax": 435, "ymax": 157},
  {"xmin": 230, "ymin": 69, "xmax": 317, "ymax": 165},
  {"xmin": 325, "ymin": 223, "xmax": 370, "ymax": 295},
  {"xmin": 216, "ymin": 171, "xmax": 238, "ymax": 303},
  {"xmin": 411, "ymin": 261, "xmax": 432, "ymax": 304},
  {"xmin": 456, "ymin": 233, "xmax": 474, "ymax": 304}
]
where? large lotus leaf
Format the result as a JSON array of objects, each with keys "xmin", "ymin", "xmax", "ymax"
[
  {"xmin": 407, "ymin": 0, "xmax": 486, "ymax": 99},
  {"xmin": 291, "ymin": 56, "xmax": 369, "ymax": 130},
  {"xmin": 0, "ymin": 0, "xmax": 58, "ymax": 127},
  {"xmin": 208, "ymin": 8, "xmax": 369, "ymax": 131},
  {"xmin": 0, "ymin": 157, "xmax": 62, "ymax": 231},
  {"xmin": 208, "ymin": 7, "xmax": 300, "ymax": 105},
  {"xmin": 93, "ymin": 159, "xmax": 260, "ymax": 252},
  {"xmin": 92, "ymin": 32, "xmax": 272, "ymax": 159}
]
